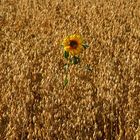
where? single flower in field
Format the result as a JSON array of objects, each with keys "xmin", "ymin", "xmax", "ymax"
[
  {"xmin": 62, "ymin": 34, "xmax": 83, "ymax": 56},
  {"xmin": 61, "ymin": 34, "xmax": 90, "ymax": 87}
]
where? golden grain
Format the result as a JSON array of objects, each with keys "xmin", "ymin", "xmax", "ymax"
[{"xmin": 0, "ymin": 0, "xmax": 140, "ymax": 139}]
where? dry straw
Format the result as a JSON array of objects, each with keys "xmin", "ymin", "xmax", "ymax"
[{"xmin": 0, "ymin": 0, "xmax": 140, "ymax": 139}]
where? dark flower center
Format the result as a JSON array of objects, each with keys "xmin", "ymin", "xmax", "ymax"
[{"xmin": 70, "ymin": 40, "xmax": 78, "ymax": 49}]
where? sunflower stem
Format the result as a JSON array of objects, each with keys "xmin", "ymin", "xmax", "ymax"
[
  {"xmin": 63, "ymin": 63, "xmax": 69, "ymax": 87},
  {"xmin": 64, "ymin": 77, "xmax": 68, "ymax": 87}
]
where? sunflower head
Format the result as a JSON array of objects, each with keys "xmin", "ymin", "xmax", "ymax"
[{"xmin": 62, "ymin": 34, "xmax": 83, "ymax": 56}]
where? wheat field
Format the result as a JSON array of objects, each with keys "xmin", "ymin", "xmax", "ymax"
[{"xmin": 0, "ymin": 0, "xmax": 140, "ymax": 140}]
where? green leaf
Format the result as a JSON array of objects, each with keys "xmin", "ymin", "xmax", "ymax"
[
  {"xmin": 82, "ymin": 44, "xmax": 89, "ymax": 49},
  {"xmin": 64, "ymin": 51, "xmax": 69, "ymax": 59},
  {"xmin": 71, "ymin": 56, "xmax": 80, "ymax": 64}
]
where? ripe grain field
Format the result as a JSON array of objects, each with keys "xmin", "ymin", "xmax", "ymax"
[{"xmin": 0, "ymin": 0, "xmax": 140, "ymax": 140}]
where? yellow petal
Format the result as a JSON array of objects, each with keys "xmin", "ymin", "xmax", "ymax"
[{"xmin": 64, "ymin": 46, "xmax": 70, "ymax": 52}]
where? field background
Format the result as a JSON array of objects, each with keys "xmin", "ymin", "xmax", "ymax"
[{"xmin": 0, "ymin": 0, "xmax": 140, "ymax": 139}]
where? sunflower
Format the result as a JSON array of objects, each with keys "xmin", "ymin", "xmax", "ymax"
[{"xmin": 62, "ymin": 34, "xmax": 83, "ymax": 56}]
